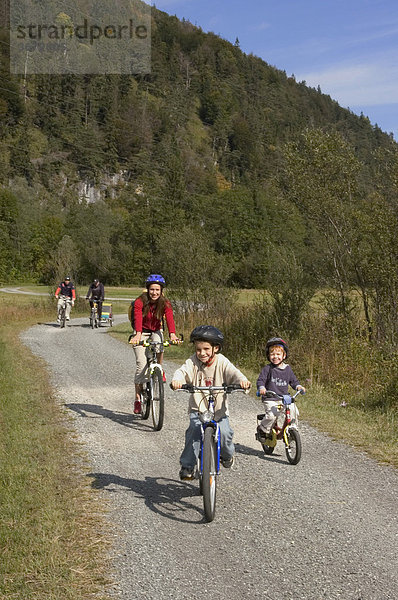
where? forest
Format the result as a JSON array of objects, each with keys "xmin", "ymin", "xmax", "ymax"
[{"xmin": 1, "ymin": 4, "xmax": 398, "ymax": 367}]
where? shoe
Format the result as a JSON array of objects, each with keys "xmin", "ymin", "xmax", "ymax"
[
  {"xmin": 133, "ymin": 400, "xmax": 142, "ymax": 414},
  {"xmin": 221, "ymin": 456, "xmax": 235, "ymax": 468},
  {"xmin": 256, "ymin": 426, "xmax": 271, "ymax": 442},
  {"xmin": 162, "ymin": 372, "xmax": 166, "ymax": 383},
  {"xmin": 179, "ymin": 466, "xmax": 194, "ymax": 481},
  {"xmin": 56, "ymin": 318, "xmax": 60, "ymax": 323},
  {"xmin": 66, "ymin": 317, "xmax": 70, "ymax": 321}
]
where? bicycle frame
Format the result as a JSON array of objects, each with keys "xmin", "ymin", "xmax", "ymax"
[
  {"xmin": 90, "ymin": 303, "xmax": 98, "ymax": 328},
  {"xmin": 198, "ymin": 392, "xmax": 221, "ymax": 477},
  {"xmin": 58, "ymin": 295, "xmax": 71, "ymax": 327}
]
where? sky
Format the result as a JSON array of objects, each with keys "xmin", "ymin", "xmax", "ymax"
[{"xmin": 151, "ymin": 0, "xmax": 398, "ymax": 139}]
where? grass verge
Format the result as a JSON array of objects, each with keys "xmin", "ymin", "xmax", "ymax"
[{"xmin": 0, "ymin": 294, "xmax": 110, "ymax": 599}]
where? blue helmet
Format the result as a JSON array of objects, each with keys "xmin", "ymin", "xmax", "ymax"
[{"xmin": 145, "ymin": 274, "xmax": 166, "ymax": 288}]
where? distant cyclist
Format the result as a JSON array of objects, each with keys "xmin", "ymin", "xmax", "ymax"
[
  {"xmin": 129, "ymin": 274, "xmax": 179, "ymax": 414},
  {"xmin": 86, "ymin": 278, "xmax": 105, "ymax": 321},
  {"xmin": 55, "ymin": 276, "xmax": 76, "ymax": 322}
]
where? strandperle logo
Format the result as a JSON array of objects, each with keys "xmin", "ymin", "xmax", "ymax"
[
  {"xmin": 10, "ymin": 0, "xmax": 151, "ymax": 74},
  {"xmin": 16, "ymin": 18, "xmax": 148, "ymax": 46}
]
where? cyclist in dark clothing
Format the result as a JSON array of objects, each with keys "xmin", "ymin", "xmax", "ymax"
[{"xmin": 86, "ymin": 279, "xmax": 105, "ymax": 321}]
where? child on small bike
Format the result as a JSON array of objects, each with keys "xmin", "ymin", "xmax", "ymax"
[
  {"xmin": 256, "ymin": 337, "xmax": 305, "ymax": 442},
  {"xmin": 171, "ymin": 325, "xmax": 251, "ymax": 480}
]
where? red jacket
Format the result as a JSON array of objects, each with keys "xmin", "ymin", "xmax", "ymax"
[{"xmin": 134, "ymin": 296, "xmax": 176, "ymax": 334}]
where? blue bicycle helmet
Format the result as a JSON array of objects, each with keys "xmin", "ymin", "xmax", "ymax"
[{"xmin": 145, "ymin": 274, "xmax": 166, "ymax": 288}]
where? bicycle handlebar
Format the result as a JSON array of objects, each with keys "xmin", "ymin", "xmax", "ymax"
[
  {"xmin": 178, "ymin": 383, "xmax": 246, "ymax": 394},
  {"xmin": 128, "ymin": 335, "xmax": 182, "ymax": 347},
  {"xmin": 257, "ymin": 389, "xmax": 305, "ymax": 400}
]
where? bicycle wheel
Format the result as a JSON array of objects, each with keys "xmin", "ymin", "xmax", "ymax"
[
  {"xmin": 285, "ymin": 427, "xmax": 302, "ymax": 465},
  {"xmin": 261, "ymin": 443, "xmax": 275, "ymax": 456},
  {"xmin": 60, "ymin": 307, "xmax": 66, "ymax": 328},
  {"xmin": 140, "ymin": 383, "xmax": 151, "ymax": 420},
  {"xmin": 90, "ymin": 311, "xmax": 94, "ymax": 329},
  {"xmin": 202, "ymin": 427, "xmax": 217, "ymax": 522},
  {"xmin": 150, "ymin": 367, "xmax": 164, "ymax": 431}
]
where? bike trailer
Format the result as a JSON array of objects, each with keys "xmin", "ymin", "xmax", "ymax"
[{"xmin": 100, "ymin": 303, "xmax": 113, "ymax": 326}]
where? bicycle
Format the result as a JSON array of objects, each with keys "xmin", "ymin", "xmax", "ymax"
[
  {"xmin": 129, "ymin": 337, "xmax": 180, "ymax": 431},
  {"xmin": 177, "ymin": 383, "xmax": 245, "ymax": 523},
  {"xmin": 57, "ymin": 295, "xmax": 71, "ymax": 328},
  {"xmin": 89, "ymin": 302, "xmax": 99, "ymax": 329},
  {"xmin": 255, "ymin": 389, "xmax": 305, "ymax": 465}
]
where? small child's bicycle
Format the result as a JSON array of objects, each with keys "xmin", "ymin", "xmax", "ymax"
[
  {"xmin": 255, "ymin": 389, "xmax": 305, "ymax": 465},
  {"xmin": 178, "ymin": 383, "xmax": 245, "ymax": 523}
]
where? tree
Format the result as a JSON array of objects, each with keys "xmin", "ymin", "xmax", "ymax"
[{"xmin": 283, "ymin": 128, "xmax": 373, "ymax": 339}]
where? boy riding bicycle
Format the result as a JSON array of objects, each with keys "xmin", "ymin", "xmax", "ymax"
[
  {"xmin": 256, "ymin": 337, "xmax": 305, "ymax": 442},
  {"xmin": 171, "ymin": 325, "xmax": 251, "ymax": 480}
]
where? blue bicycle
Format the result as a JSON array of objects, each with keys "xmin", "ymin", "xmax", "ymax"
[{"xmin": 178, "ymin": 383, "xmax": 245, "ymax": 522}]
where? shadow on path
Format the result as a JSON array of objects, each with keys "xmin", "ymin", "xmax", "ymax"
[
  {"xmin": 88, "ymin": 472, "xmax": 204, "ymax": 524},
  {"xmin": 235, "ymin": 441, "xmax": 292, "ymax": 465},
  {"xmin": 65, "ymin": 402, "xmax": 154, "ymax": 431}
]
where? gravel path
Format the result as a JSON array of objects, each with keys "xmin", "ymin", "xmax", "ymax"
[{"xmin": 21, "ymin": 316, "xmax": 398, "ymax": 600}]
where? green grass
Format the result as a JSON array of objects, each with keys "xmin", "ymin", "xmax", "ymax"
[
  {"xmin": 1, "ymin": 284, "xmax": 141, "ymax": 302},
  {"xmin": 0, "ymin": 295, "xmax": 109, "ymax": 599}
]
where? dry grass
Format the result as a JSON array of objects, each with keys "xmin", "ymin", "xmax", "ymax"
[{"xmin": 0, "ymin": 296, "xmax": 111, "ymax": 599}]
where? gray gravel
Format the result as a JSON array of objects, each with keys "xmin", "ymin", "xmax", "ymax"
[{"xmin": 21, "ymin": 316, "xmax": 398, "ymax": 600}]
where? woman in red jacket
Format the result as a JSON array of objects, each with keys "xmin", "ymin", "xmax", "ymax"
[{"xmin": 129, "ymin": 274, "xmax": 178, "ymax": 413}]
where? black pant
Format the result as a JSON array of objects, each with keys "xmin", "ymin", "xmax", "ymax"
[{"xmin": 89, "ymin": 299, "xmax": 103, "ymax": 320}]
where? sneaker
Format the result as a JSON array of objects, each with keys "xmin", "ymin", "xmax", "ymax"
[
  {"xmin": 221, "ymin": 456, "xmax": 235, "ymax": 468},
  {"xmin": 66, "ymin": 317, "xmax": 70, "ymax": 321},
  {"xmin": 162, "ymin": 372, "xmax": 166, "ymax": 383},
  {"xmin": 179, "ymin": 466, "xmax": 194, "ymax": 481},
  {"xmin": 133, "ymin": 400, "xmax": 142, "ymax": 414},
  {"xmin": 56, "ymin": 318, "xmax": 60, "ymax": 323}
]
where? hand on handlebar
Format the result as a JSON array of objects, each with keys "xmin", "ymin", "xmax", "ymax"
[
  {"xmin": 129, "ymin": 333, "xmax": 141, "ymax": 345},
  {"xmin": 171, "ymin": 380, "xmax": 184, "ymax": 390}
]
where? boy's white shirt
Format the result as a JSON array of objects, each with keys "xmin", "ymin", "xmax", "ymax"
[{"xmin": 172, "ymin": 353, "xmax": 248, "ymax": 420}]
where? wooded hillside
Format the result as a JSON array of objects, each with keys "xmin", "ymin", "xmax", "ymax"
[{"xmin": 1, "ymin": 6, "xmax": 397, "ymax": 350}]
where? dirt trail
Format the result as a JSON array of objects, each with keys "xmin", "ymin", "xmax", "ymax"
[{"xmin": 21, "ymin": 316, "xmax": 398, "ymax": 599}]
